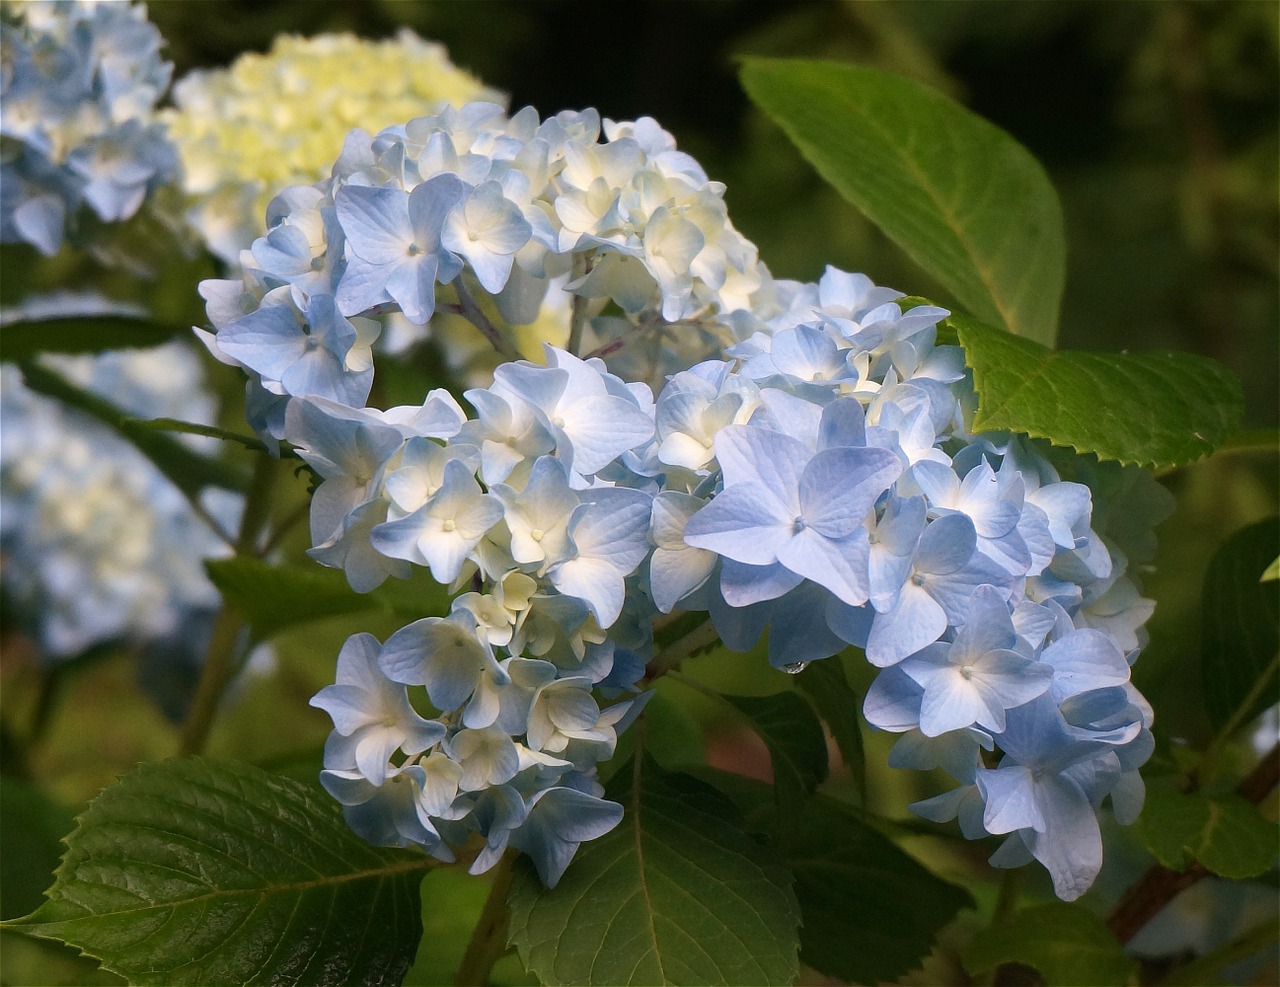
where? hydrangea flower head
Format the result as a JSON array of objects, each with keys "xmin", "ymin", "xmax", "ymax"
[
  {"xmin": 199, "ymin": 100, "xmax": 1169, "ymax": 898},
  {"xmin": 0, "ymin": 0, "xmax": 178, "ymax": 255},
  {"xmin": 0, "ymin": 322, "xmax": 236, "ymax": 659},
  {"xmin": 161, "ymin": 30, "xmax": 503, "ymax": 262}
]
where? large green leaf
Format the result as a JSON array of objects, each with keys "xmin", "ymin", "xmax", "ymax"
[
  {"xmin": 206, "ymin": 556, "xmax": 452, "ymax": 641},
  {"xmin": 953, "ymin": 313, "xmax": 1245, "ymax": 468},
  {"xmin": 1136, "ymin": 787, "xmax": 1278, "ymax": 879},
  {"xmin": 1201, "ymin": 517, "xmax": 1280, "ymax": 731},
  {"xmin": 1, "ymin": 316, "xmax": 187, "ymax": 360},
  {"xmin": 740, "ymin": 57, "xmax": 1065, "ymax": 345},
  {"xmin": 6, "ymin": 758, "xmax": 431, "ymax": 986},
  {"xmin": 721, "ymin": 691, "xmax": 828, "ymax": 814},
  {"xmin": 16, "ymin": 359, "xmax": 247, "ymax": 497},
  {"xmin": 506, "ymin": 757, "xmax": 801, "ymax": 985},
  {"xmin": 784, "ymin": 793, "xmax": 971, "ymax": 983},
  {"xmin": 964, "ymin": 902, "xmax": 1137, "ymax": 987},
  {"xmin": 794, "ymin": 657, "xmax": 867, "ymax": 800}
]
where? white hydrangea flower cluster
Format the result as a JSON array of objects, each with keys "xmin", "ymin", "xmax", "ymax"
[
  {"xmin": 0, "ymin": 338, "xmax": 237, "ymax": 658},
  {"xmin": 204, "ymin": 103, "xmax": 1170, "ymax": 896},
  {"xmin": 0, "ymin": 0, "xmax": 177, "ymax": 255},
  {"xmin": 161, "ymin": 30, "xmax": 503, "ymax": 264}
]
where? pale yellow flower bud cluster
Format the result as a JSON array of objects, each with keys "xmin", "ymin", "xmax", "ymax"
[{"xmin": 162, "ymin": 29, "xmax": 504, "ymax": 262}]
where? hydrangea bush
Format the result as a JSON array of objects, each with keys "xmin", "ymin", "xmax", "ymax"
[{"xmin": 2, "ymin": 8, "xmax": 1274, "ymax": 987}]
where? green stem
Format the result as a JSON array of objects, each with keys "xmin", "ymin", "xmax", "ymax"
[
  {"xmin": 453, "ymin": 278, "xmax": 525, "ymax": 363},
  {"xmin": 566, "ymin": 255, "xmax": 593, "ymax": 357},
  {"xmin": 1189, "ymin": 654, "xmax": 1278, "ymax": 790},
  {"xmin": 991, "ymin": 866, "xmax": 1023, "ymax": 925},
  {"xmin": 177, "ymin": 605, "xmax": 245, "ymax": 757},
  {"xmin": 1155, "ymin": 918, "xmax": 1280, "ymax": 987},
  {"xmin": 177, "ymin": 455, "xmax": 279, "ymax": 757},
  {"xmin": 646, "ymin": 619, "xmax": 720, "ymax": 679},
  {"xmin": 454, "ymin": 851, "xmax": 516, "ymax": 987}
]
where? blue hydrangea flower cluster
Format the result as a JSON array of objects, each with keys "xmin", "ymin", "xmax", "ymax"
[
  {"xmin": 202, "ymin": 103, "xmax": 1172, "ymax": 897},
  {"xmin": 197, "ymin": 102, "xmax": 763, "ymax": 440},
  {"xmin": 0, "ymin": 0, "xmax": 177, "ymax": 255},
  {"xmin": 0, "ymin": 324, "xmax": 238, "ymax": 658}
]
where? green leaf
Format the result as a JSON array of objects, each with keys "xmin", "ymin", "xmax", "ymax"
[
  {"xmin": 5, "ymin": 757, "xmax": 431, "ymax": 986},
  {"xmin": 1136, "ymin": 787, "xmax": 1278, "ymax": 879},
  {"xmin": 506, "ymin": 756, "xmax": 801, "ymax": 986},
  {"xmin": 953, "ymin": 313, "xmax": 1245, "ymax": 468},
  {"xmin": 16, "ymin": 360, "xmax": 247, "ymax": 497},
  {"xmin": 964, "ymin": 902, "xmax": 1137, "ymax": 987},
  {"xmin": 784, "ymin": 793, "xmax": 972, "ymax": 983},
  {"xmin": 721, "ymin": 690, "xmax": 828, "ymax": 813},
  {"xmin": 1262, "ymin": 556, "xmax": 1280, "ymax": 582},
  {"xmin": 1201, "ymin": 517, "xmax": 1280, "ymax": 731},
  {"xmin": 126, "ymin": 417, "xmax": 272, "ymax": 454},
  {"xmin": 740, "ymin": 57, "xmax": 1065, "ymax": 345},
  {"xmin": 0, "ymin": 315, "xmax": 187, "ymax": 360},
  {"xmin": 205, "ymin": 556, "xmax": 451, "ymax": 641},
  {"xmin": 794, "ymin": 657, "xmax": 867, "ymax": 800}
]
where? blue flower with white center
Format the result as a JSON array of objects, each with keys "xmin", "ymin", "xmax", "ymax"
[
  {"xmin": 379, "ymin": 609, "xmax": 509, "ymax": 712},
  {"xmin": 310, "ymin": 633, "xmax": 446, "ymax": 786},
  {"xmin": 492, "ymin": 455, "xmax": 579, "ymax": 572},
  {"xmin": 491, "ymin": 349, "xmax": 655, "ymax": 477},
  {"xmin": 439, "ymin": 180, "xmax": 532, "ymax": 293},
  {"xmin": 897, "ymin": 585, "xmax": 1054, "ymax": 736},
  {"xmin": 335, "ymin": 173, "xmax": 466, "ymax": 323},
  {"xmin": 865, "ymin": 513, "xmax": 1012, "ymax": 667},
  {"xmin": 218, "ymin": 291, "xmax": 374, "ymax": 410},
  {"xmin": 978, "ymin": 696, "xmax": 1123, "ymax": 901},
  {"xmin": 370, "ymin": 458, "xmax": 503, "ymax": 583},
  {"xmin": 549, "ymin": 487, "xmax": 653, "ymax": 627},
  {"xmin": 685, "ymin": 422, "xmax": 901, "ymax": 607}
]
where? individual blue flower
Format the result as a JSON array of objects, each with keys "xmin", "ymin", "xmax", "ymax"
[
  {"xmin": 371, "ymin": 458, "xmax": 503, "ymax": 583},
  {"xmin": 684, "ymin": 423, "xmax": 901, "ymax": 606},
  {"xmin": 439, "ymin": 180, "xmax": 532, "ymax": 293},
  {"xmin": 897, "ymin": 585, "xmax": 1054, "ymax": 736},
  {"xmin": 379, "ymin": 610, "xmax": 509, "ymax": 712},
  {"xmin": 508, "ymin": 786, "xmax": 624, "ymax": 887},
  {"xmin": 977, "ymin": 696, "xmax": 1121, "ymax": 901},
  {"xmin": 310, "ymin": 633, "xmax": 446, "ymax": 785},
  {"xmin": 335, "ymin": 172, "xmax": 466, "ymax": 323},
  {"xmin": 865, "ymin": 513, "xmax": 1011, "ymax": 667},
  {"xmin": 549, "ymin": 487, "xmax": 653, "ymax": 627},
  {"xmin": 218, "ymin": 291, "xmax": 374, "ymax": 409}
]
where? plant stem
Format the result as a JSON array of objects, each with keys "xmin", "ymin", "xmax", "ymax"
[
  {"xmin": 455, "ymin": 851, "xmax": 517, "ymax": 987},
  {"xmin": 991, "ymin": 867, "xmax": 1023, "ymax": 925},
  {"xmin": 646, "ymin": 619, "xmax": 720, "ymax": 679},
  {"xmin": 176, "ymin": 606, "xmax": 243, "ymax": 756},
  {"xmin": 566, "ymin": 255, "xmax": 592, "ymax": 357},
  {"xmin": 1154, "ymin": 917, "xmax": 1279, "ymax": 987},
  {"xmin": 1189, "ymin": 656, "xmax": 1278, "ymax": 790},
  {"xmin": 177, "ymin": 455, "xmax": 279, "ymax": 756},
  {"xmin": 1106, "ymin": 743, "xmax": 1279, "ymax": 945},
  {"xmin": 453, "ymin": 278, "xmax": 525, "ymax": 363}
]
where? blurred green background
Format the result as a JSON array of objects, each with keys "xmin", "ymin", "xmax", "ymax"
[{"xmin": 2, "ymin": 2, "xmax": 1275, "ymax": 984}]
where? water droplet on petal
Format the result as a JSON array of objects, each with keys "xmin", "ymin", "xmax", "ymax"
[{"xmin": 782, "ymin": 661, "xmax": 808, "ymax": 675}]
